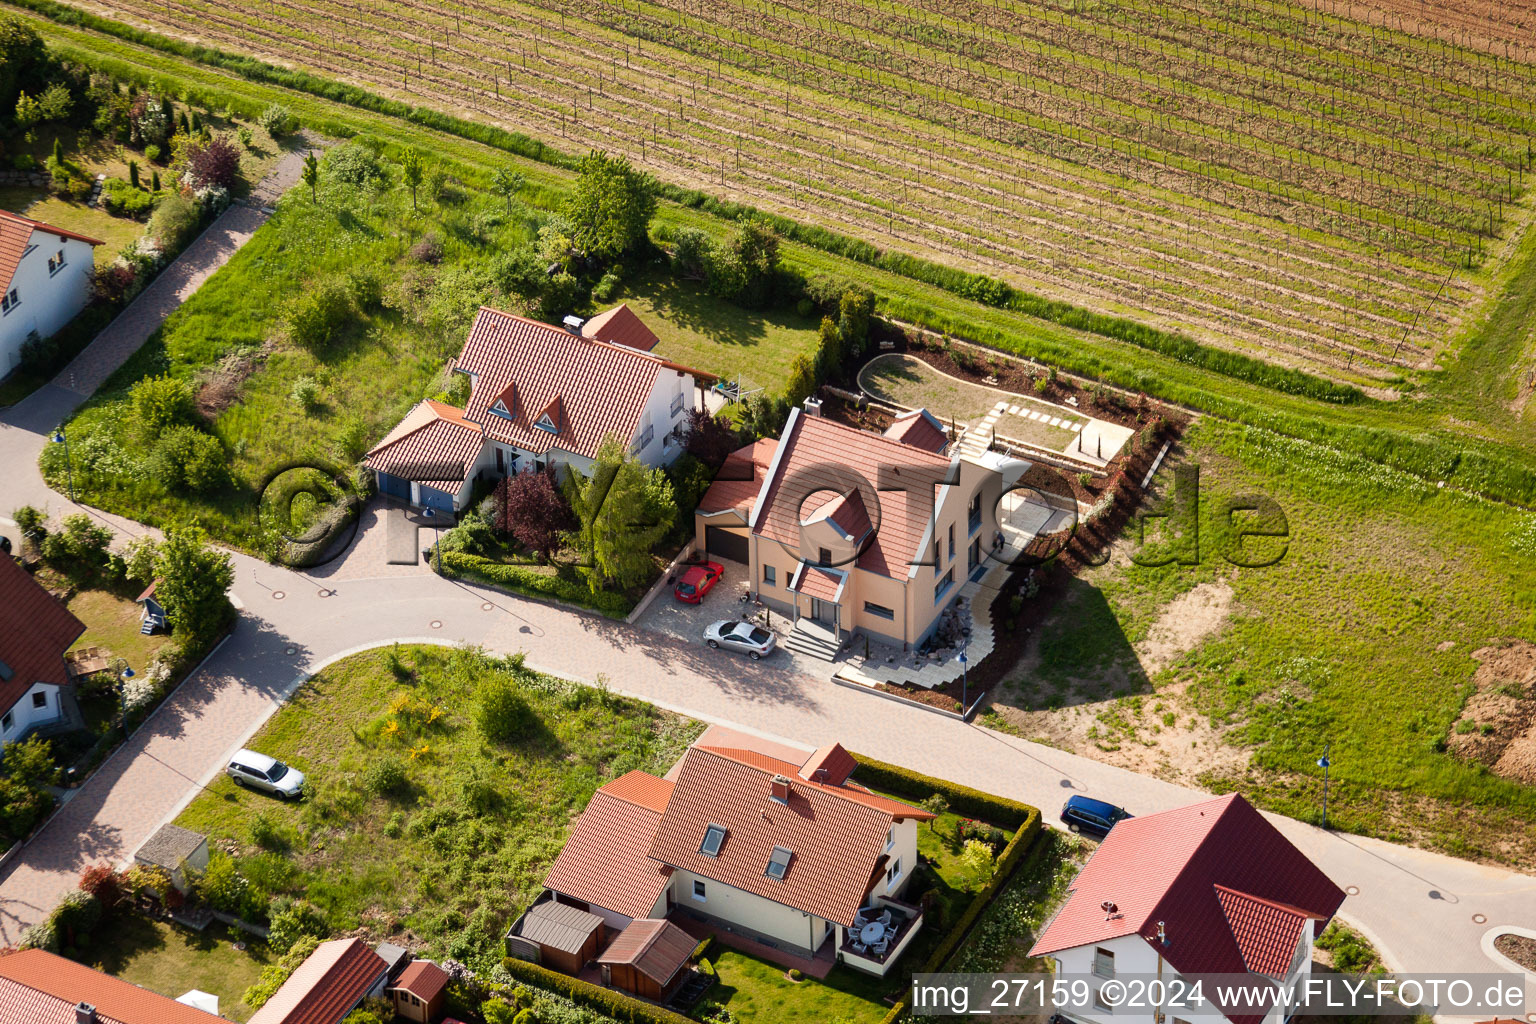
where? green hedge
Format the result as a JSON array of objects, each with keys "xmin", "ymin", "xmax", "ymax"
[
  {"xmin": 437, "ymin": 550, "xmax": 633, "ymax": 618},
  {"xmin": 9, "ymin": 0, "xmax": 1362, "ymax": 409},
  {"xmin": 849, "ymin": 754, "xmax": 1044, "ymax": 1024},
  {"xmin": 849, "ymin": 752, "xmax": 1040, "ymax": 831},
  {"xmin": 500, "ymin": 956, "xmax": 694, "ymax": 1024}
]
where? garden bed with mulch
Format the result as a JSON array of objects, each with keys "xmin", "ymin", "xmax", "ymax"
[{"xmin": 1494, "ymin": 932, "xmax": 1536, "ymax": 971}]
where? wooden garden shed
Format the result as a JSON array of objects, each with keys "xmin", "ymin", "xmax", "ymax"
[
  {"xmin": 507, "ymin": 900, "xmax": 605, "ymax": 975},
  {"xmin": 596, "ymin": 919, "xmax": 695, "ymax": 1001}
]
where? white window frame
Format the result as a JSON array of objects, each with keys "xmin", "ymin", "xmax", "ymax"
[
  {"xmin": 886, "ymin": 857, "xmax": 902, "ymax": 886},
  {"xmin": 47, "ymin": 249, "xmax": 65, "ymax": 276},
  {"xmin": 31, "ymin": 691, "xmax": 47, "ymax": 710},
  {"xmin": 1, "ymin": 289, "xmax": 17, "ymax": 315},
  {"xmin": 763, "ymin": 565, "xmax": 776, "ymax": 587},
  {"xmin": 1, "ymin": 712, "xmax": 12, "ymax": 733},
  {"xmin": 692, "ymin": 879, "xmax": 707, "ymax": 902},
  {"xmin": 1092, "ymin": 947, "xmax": 1115, "ymax": 978},
  {"xmin": 884, "ymin": 827, "xmax": 894, "ymax": 852}
]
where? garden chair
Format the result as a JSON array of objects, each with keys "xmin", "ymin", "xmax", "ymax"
[
  {"xmin": 878, "ymin": 909, "xmax": 892, "ymax": 926},
  {"xmin": 872, "ymin": 938, "xmax": 889, "ymax": 956},
  {"xmin": 851, "ymin": 942, "xmax": 867, "ymax": 955}
]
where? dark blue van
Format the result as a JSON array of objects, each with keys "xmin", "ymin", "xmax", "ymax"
[{"xmin": 1061, "ymin": 794, "xmax": 1132, "ymax": 838}]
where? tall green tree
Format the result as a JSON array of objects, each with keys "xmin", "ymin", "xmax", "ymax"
[
  {"xmin": 784, "ymin": 350, "xmax": 819, "ymax": 409},
  {"xmin": 814, "ymin": 316, "xmax": 844, "ymax": 382},
  {"xmin": 568, "ymin": 438, "xmax": 677, "ymax": 591},
  {"xmin": 0, "ymin": 17, "xmax": 48, "ymax": 121},
  {"xmin": 837, "ymin": 288, "xmax": 874, "ymax": 359},
  {"xmin": 154, "ymin": 526, "xmax": 235, "ymax": 641},
  {"xmin": 301, "ymin": 150, "xmax": 320, "ymax": 203},
  {"xmin": 401, "ymin": 147, "xmax": 423, "ymax": 211},
  {"xmin": 490, "ymin": 165, "xmax": 524, "ymax": 213},
  {"xmin": 565, "ymin": 151, "xmax": 656, "ymax": 261}
]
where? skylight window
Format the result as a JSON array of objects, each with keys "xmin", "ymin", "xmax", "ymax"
[
  {"xmin": 700, "ymin": 824, "xmax": 727, "ymax": 857},
  {"xmin": 765, "ymin": 846, "xmax": 793, "ymax": 880}
]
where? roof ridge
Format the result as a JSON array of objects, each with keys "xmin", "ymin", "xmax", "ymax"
[
  {"xmin": 1212, "ymin": 884, "xmax": 1319, "ymax": 919},
  {"xmin": 800, "ymin": 409, "xmax": 951, "ymax": 463},
  {"xmin": 476, "ymin": 305, "xmax": 668, "ymax": 366}
]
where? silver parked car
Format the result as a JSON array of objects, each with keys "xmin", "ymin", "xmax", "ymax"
[
  {"xmin": 704, "ymin": 620, "xmax": 777, "ymax": 660},
  {"xmin": 226, "ymin": 748, "xmax": 306, "ymax": 799}
]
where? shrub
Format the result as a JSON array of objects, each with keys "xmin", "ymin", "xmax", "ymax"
[
  {"xmin": 148, "ymin": 191, "xmax": 199, "ymax": 248},
  {"xmin": 267, "ymin": 897, "xmax": 328, "ymax": 954},
  {"xmin": 286, "ymin": 279, "xmax": 352, "ymax": 352},
  {"xmin": 408, "ymin": 232, "xmax": 443, "ymax": 264},
  {"xmin": 787, "ymin": 967, "xmax": 803, "ymax": 980},
  {"xmin": 249, "ymin": 812, "xmax": 284, "ymax": 850},
  {"xmin": 11, "ymin": 152, "xmax": 34, "ymax": 171},
  {"xmin": 40, "ymin": 514, "xmax": 112, "ymax": 573},
  {"xmin": 245, "ymin": 934, "xmax": 320, "ymax": 1007},
  {"xmin": 143, "ymin": 143, "xmax": 161, "ymax": 163},
  {"xmin": 78, "ymin": 864, "xmax": 127, "ymax": 909},
  {"xmin": 482, "ymin": 999, "xmax": 519, "ymax": 1024},
  {"xmin": 196, "ymin": 851, "xmax": 250, "ymax": 913},
  {"xmin": 258, "ymin": 103, "xmax": 295, "ymax": 135},
  {"xmin": 19, "ymin": 918, "xmax": 59, "ymax": 953},
  {"xmin": 851, "ymin": 753, "xmax": 1038, "ymax": 830},
  {"xmin": 151, "ymin": 424, "xmax": 230, "ymax": 492},
  {"xmin": 101, "ymin": 177, "xmax": 155, "ymax": 217},
  {"xmin": 475, "ymin": 676, "xmax": 537, "ymax": 744},
  {"xmin": 186, "ymin": 134, "xmax": 240, "ymax": 189},
  {"xmin": 437, "ymin": 551, "xmax": 631, "ymax": 617},
  {"xmin": 52, "ymin": 889, "xmax": 102, "ymax": 942},
  {"xmin": 383, "ymin": 811, "xmax": 406, "ymax": 838},
  {"xmin": 344, "ymin": 266, "xmax": 382, "ymax": 308},
  {"xmin": 363, "ymin": 756, "xmax": 409, "ymax": 797},
  {"xmin": 326, "ymin": 142, "xmax": 386, "ymax": 187},
  {"xmin": 12, "ymin": 505, "xmax": 45, "ymax": 537},
  {"xmin": 499, "ymin": 957, "xmax": 694, "ymax": 1024},
  {"xmin": 237, "ymin": 125, "xmax": 252, "ymax": 147},
  {"xmin": 290, "ymin": 375, "xmax": 321, "ymax": 408},
  {"xmin": 591, "ymin": 268, "xmax": 622, "ymax": 303}
]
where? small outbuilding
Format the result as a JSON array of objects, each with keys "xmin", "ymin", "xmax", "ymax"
[
  {"xmin": 388, "ymin": 959, "xmax": 449, "ymax": 1023},
  {"xmin": 596, "ymin": 919, "xmax": 695, "ymax": 1001},
  {"xmin": 133, "ymin": 823, "xmax": 209, "ymax": 893},
  {"xmin": 505, "ymin": 900, "xmax": 605, "ymax": 975}
]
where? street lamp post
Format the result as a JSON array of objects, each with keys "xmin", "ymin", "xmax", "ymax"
[
  {"xmin": 958, "ymin": 649, "xmax": 968, "ymax": 714},
  {"xmin": 423, "ymin": 507, "xmax": 440, "ymax": 573},
  {"xmin": 111, "ymin": 658, "xmax": 135, "ymax": 730},
  {"xmin": 51, "ymin": 429, "xmax": 75, "ymax": 503},
  {"xmin": 1317, "ymin": 744, "xmax": 1332, "ymax": 830}
]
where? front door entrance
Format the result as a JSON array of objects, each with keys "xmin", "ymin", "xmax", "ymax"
[{"xmin": 810, "ymin": 598, "xmax": 836, "ymax": 626}]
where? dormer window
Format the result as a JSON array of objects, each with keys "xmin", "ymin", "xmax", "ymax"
[
  {"xmin": 765, "ymin": 846, "xmax": 793, "ymax": 880},
  {"xmin": 534, "ymin": 413, "xmax": 559, "ymax": 434},
  {"xmin": 489, "ymin": 399, "xmax": 512, "ymax": 419},
  {"xmin": 699, "ymin": 824, "xmax": 727, "ymax": 857}
]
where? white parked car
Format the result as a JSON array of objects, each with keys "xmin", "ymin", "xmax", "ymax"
[
  {"xmin": 704, "ymin": 620, "xmax": 777, "ymax": 660},
  {"xmin": 226, "ymin": 748, "xmax": 306, "ymax": 799}
]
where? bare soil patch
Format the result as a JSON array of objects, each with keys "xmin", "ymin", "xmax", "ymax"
[
  {"xmin": 1446, "ymin": 641, "xmax": 1536, "ymax": 784},
  {"xmin": 195, "ymin": 347, "xmax": 265, "ymax": 420},
  {"xmin": 1135, "ymin": 580, "xmax": 1234, "ymax": 676},
  {"xmin": 1494, "ymin": 932, "xmax": 1536, "ymax": 972}
]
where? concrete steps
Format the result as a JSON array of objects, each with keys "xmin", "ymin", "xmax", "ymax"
[{"xmin": 784, "ymin": 621, "xmax": 841, "ymax": 662}]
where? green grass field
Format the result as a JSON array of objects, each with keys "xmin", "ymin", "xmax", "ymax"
[
  {"xmin": 701, "ymin": 950, "xmax": 890, "ymax": 1024},
  {"xmin": 173, "ymin": 645, "xmax": 700, "ymax": 974},
  {"xmin": 1007, "ymin": 417, "xmax": 1536, "ymax": 863},
  {"xmin": 79, "ymin": 918, "xmax": 271, "ymax": 1022}
]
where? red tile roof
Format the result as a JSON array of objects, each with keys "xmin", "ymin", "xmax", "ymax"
[
  {"xmin": 0, "ymin": 948, "xmax": 220, "ymax": 1024},
  {"xmin": 247, "ymin": 938, "xmax": 387, "ymax": 1024},
  {"xmin": 596, "ymin": 918, "xmax": 696, "ymax": 986},
  {"xmin": 790, "ymin": 564, "xmax": 845, "ymax": 602},
  {"xmin": 0, "ymin": 558, "xmax": 85, "ymax": 714},
  {"xmin": 647, "ymin": 746, "xmax": 929, "ymax": 926},
  {"xmin": 799, "ymin": 743, "xmax": 857, "ymax": 786},
  {"xmin": 363, "ymin": 400, "xmax": 484, "ymax": 490},
  {"xmin": 0, "ymin": 209, "xmax": 104, "ymax": 290},
  {"xmin": 884, "ymin": 409, "xmax": 949, "ymax": 454},
  {"xmin": 802, "ymin": 489, "xmax": 873, "ymax": 543},
  {"xmin": 543, "ymin": 772, "xmax": 675, "ymax": 920},
  {"xmin": 1030, "ymin": 794, "xmax": 1343, "ymax": 1016},
  {"xmin": 581, "ymin": 303, "xmax": 660, "ymax": 352},
  {"xmin": 697, "ymin": 746, "xmax": 935, "ymax": 821},
  {"xmin": 391, "ymin": 961, "xmax": 448, "ymax": 1003},
  {"xmin": 698, "ymin": 439, "xmax": 777, "ymax": 516},
  {"xmin": 1213, "ymin": 886, "xmax": 1313, "ymax": 976},
  {"xmin": 457, "ymin": 307, "xmax": 694, "ymax": 460},
  {"xmin": 754, "ymin": 412, "xmax": 951, "ymax": 579}
]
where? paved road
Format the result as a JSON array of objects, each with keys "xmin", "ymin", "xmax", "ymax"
[{"xmin": 0, "ymin": 161, "xmax": 1532, "ymax": 997}]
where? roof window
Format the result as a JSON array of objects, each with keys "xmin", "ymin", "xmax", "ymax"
[
  {"xmin": 700, "ymin": 824, "xmax": 727, "ymax": 857},
  {"xmin": 765, "ymin": 846, "xmax": 793, "ymax": 880}
]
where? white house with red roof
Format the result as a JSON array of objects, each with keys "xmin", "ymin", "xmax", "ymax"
[
  {"xmin": 0, "ymin": 208, "xmax": 103, "ymax": 378},
  {"xmin": 694, "ymin": 401, "xmax": 1026, "ymax": 655},
  {"xmin": 365, "ymin": 305, "xmax": 708, "ymax": 512},
  {"xmin": 536, "ymin": 729, "xmax": 934, "ymax": 978},
  {"xmin": 1030, "ymin": 794, "xmax": 1345, "ymax": 1024},
  {"xmin": 0, "ymin": 557, "xmax": 87, "ymax": 750}
]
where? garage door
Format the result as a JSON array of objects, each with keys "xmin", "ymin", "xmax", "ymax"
[
  {"xmin": 419, "ymin": 485, "xmax": 455, "ymax": 513},
  {"xmin": 704, "ymin": 526, "xmax": 749, "ymax": 564},
  {"xmin": 378, "ymin": 472, "xmax": 410, "ymax": 500}
]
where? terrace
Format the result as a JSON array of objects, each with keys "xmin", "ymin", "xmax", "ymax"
[{"xmin": 839, "ymin": 896, "xmax": 925, "ymax": 976}]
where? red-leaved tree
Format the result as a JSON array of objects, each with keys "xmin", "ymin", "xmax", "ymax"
[
  {"xmin": 494, "ymin": 467, "xmax": 575, "ymax": 562},
  {"xmin": 78, "ymin": 863, "xmax": 127, "ymax": 910},
  {"xmin": 679, "ymin": 409, "xmax": 741, "ymax": 470},
  {"xmin": 186, "ymin": 135, "xmax": 241, "ymax": 190}
]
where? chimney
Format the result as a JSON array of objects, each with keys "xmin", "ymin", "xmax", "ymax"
[
  {"xmin": 562, "ymin": 314, "xmax": 585, "ymax": 335},
  {"xmin": 802, "ymin": 396, "xmax": 822, "ymax": 417},
  {"xmin": 75, "ymin": 1003, "xmax": 97, "ymax": 1024},
  {"xmin": 770, "ymin": 774, "xmax": 791, "ymax": 805}
]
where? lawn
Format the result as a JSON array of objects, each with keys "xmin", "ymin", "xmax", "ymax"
[
  {"xmin": 79, "ymin": 916, "xmax": 272, "ymax": 1022},
  {"xmin": 616, "ymin": 266, "xmax": 822, "ymax": 395},
  {"xmin": 858, "ymin": 353, "xmax": 1084, "ymax": 451},
  {"xmin": 994, "ymin": 417, "xmax": 1536, "ymax": 864},
  {"xmin": 66, "ymin": 587, "xmax": 173, "ymax": 674},
  {"xmin": 173, "ymin": 644, "xmax": 701, "ymax": 974},
  {"xmin": 700, "ymin": 950, "xmax": 891, "ymax": 1024},
  {"xmin": 0, "ymin": 188, "xmax": 142, "ymax": 266}
]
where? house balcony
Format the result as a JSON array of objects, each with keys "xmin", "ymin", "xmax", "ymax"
[{"xmin": 838, "ymin": 896, "xmax": 923, "ymax": 976}]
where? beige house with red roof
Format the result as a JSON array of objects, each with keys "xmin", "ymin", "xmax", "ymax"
[
  {"xmin": 0, "ymin": 208, "xmax": 103, "ymax": 378},
  {"xmin": 536, "ymin": 731, "xmax": 934, "ymax": 978},
  {"xmin": 0, "ymin": 557, "xmax": 86, "ymax": 749},
  {"xmin": 695, "ymin": 401, "xmax": 1022, "ymax": 653},
  {"xmin": 365, "ymin": 305, "xmax": 707, "ymax": 512},
  {"xmin": 1030, "ymin": 794, "xmax": 1345, "ymax": 1024}
]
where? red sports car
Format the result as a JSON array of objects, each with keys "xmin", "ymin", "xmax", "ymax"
[{"xmin": 674, "ymin": 561, "xmax": 724, "ymax": 604}]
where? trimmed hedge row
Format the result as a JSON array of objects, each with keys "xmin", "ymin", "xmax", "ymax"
[
  {"xmin": 500, "ymin": 955, "xmax": 694, "ymax": 1024},
  {"xmin": 437, "ymin": 550, "xmax": 633, "ymax": 618},
  {"xmin": 849, "ymin": 754, "xmax": 1044, "ymax": 1024},
  {"xmin": 10, "ymin": 0, "xmax": 1361, "ymax": 409},
  {"xmin": 849, "ymin": 752, "xmax": 1040, "ymax": 831}
]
